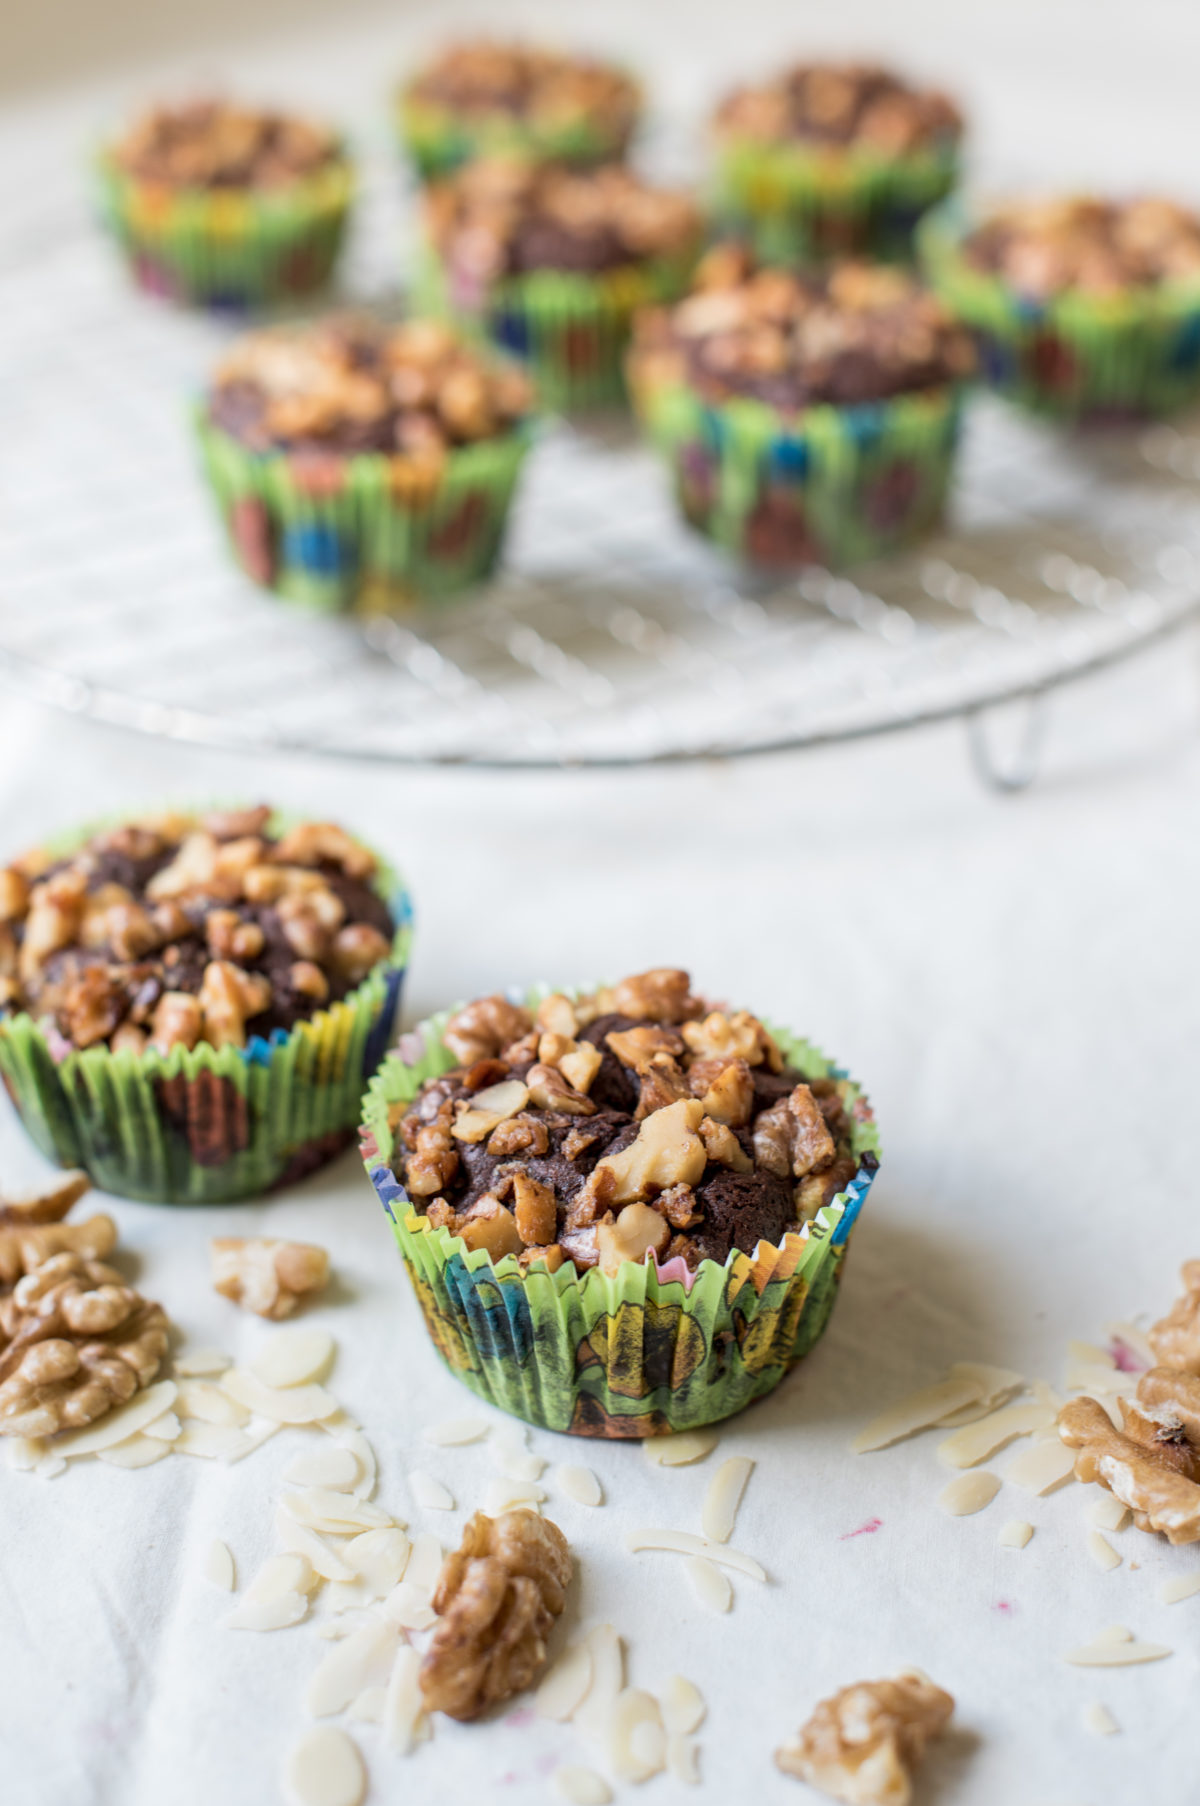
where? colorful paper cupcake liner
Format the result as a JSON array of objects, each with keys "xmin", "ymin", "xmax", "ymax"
[
  {"xmin": 628, "ymin": 359, "xmax": 964, "ymax": 570},
  {"xmin": 395, "ymin": 91, "xmax": 637, "ymax": 181},
  {"xmin": 360, "ymin": 989, "xmax": 880, "ymax": 1437},
  {"xmin": 418, "ymin": 246, "xmax": 700, "ymax": 412},
  {"xmin": 0, "ymin": 813, "xmax": 412, "ymax": 1205},
  {"xmin": 919, "ymin": 204, "xmax": 1200, "ymax": 419},
  {"xmin": 95, "ymin": 153, "xmax": 354, "ymax": 310},
  {"xmin": 711, "ymin": 138, "xmax": 960, "ymax": 266},
  {"xmin": 196, "ymin": 410, "xmax": 534, "ymax": 615}
]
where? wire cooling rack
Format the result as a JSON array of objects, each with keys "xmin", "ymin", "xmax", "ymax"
[{"xmin": 2, "ymin": 148, "xmax": 1200, "ymax": 769}]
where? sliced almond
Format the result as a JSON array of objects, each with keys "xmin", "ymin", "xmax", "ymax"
[
  {"xmin": 321, "ymin": 1418, "xmax": 376, "ymax": 1500},
  {"xmin": 625, "ymin": 1528, "xmax": 765, "ymax": 1581},
  {"xmin": 282, "ymin": 1489, "xmax": 394, "ymax": 1536},
  {"xmin": 226, "ymin": 1420, "xmax": 281, "ymax": 1464},
  {"xmin": 1065, "ymin": 1363, "xmax": 1124, "ymax": 1398},
  {"xmin": 1006, "ymin": 1439, "xmax": 1077, "ymax": 1495},
  {"xmin": 409, "ymin": 1471, "xmax": 455, "ymax": 1512},
  {"xmin": 1065, "ymin": 1636, "xmax": 1171, "ymax": 1667},
  {"xmin": 609, "ymin": 1689, "xmax": 666, "ymax": 1783},
  {"xmin": 203, "ymin": 1539, "xmax": 236, "ymax": 1591},
  {"xmin": 937, "ymin": 1362, "xmax": 1026, "ymax": 1426},
  {"xmin": 484, "ymin": 1477, "xmax": 546, "ymax": 1514},
  {"xmin": 1105, "ymin": 1321, "xmax": 1155, "ymax": 1369},
  {"xmin": 536, "ymin": 1640, "xmax": 594, "ymax": 1722},
  {"xmin": 177, "ymin": 1379, "xmax": 250, "ymax": 1427},
  {"xmin": 306, "ymin": 1619, "xmax": 400, "ymax": 1718},
  {"xmin": 220, "ymin": 1368, "xmax": 338, "ymax": 1425},
  {"xmin": 1068, "ymin": 1339, "xmax": 1115, "ymax": 1369},
  {"xmin": 228, "ymin": 1590, "xmax": 309, "ymax": 1632},
  {"xmin": 347, "ymin": 1687, "xmax": 385, "ymax": 1724},
  {"xmin": 686, "ymin": 1555, "xmax": 732, "ymax": 1613},
  {"xmin": 937, "ymin": 1403, "xmax": 1054, "ymax": 1469},
  {"xmin": 552, "ymin": 1767, "xmax": 612, "ymax": 1806},
  {"xmin": 1087, "ymin": 1531, "xmax": 1122, "ymax": 1572},
  {"xmin": 275, "ymin": 1505, "xmax": 356, "ymax": 1584},
  {"xmin": 852, "ymin": 1376, "xmax": 985, "ymax": 1453},
  {"xmin": 174, "ymin": 1420, "xmax": 254, "ymax": 1461},
  {"xmin": 382, "ymin": 1581, "xmax": 437, "ymax": 1632},
  {"xmin": 51, "ymin": 1380, "xmax": 177, "ymax": 1457},
  {"xmin": 247, "ymin": 1553, "xmax": 318, "ymax": 1602},
  {"xmin": 383, "ymin": 1644, "xmax": 427, "ymax": 1755},
  {"xmin": 35, "ymin": 1454, "xmax": 66, "ymax": 1479},
  {"xmin": 575, "ymin": 1625, "xmax": 624, "ymax": 1738},
  {"xmin": 660, "ymin": 1674, "xmax": 705, "ymax": 1736},
  {"xmin": 174, "ymin": 1348, "xmax": 231, "ymax": 1378},
  {"xmin": 344, "ymin": 1528, "xmax": 410, "ymax": 1597},
  {"xmin": 1159, "ymin": 1572, "xmax": 1200, "ymax": 1604},
  {"xmin": 557, "ymin": 1464, "xmax": 603, "ymax": 1508},
  {"xmin": 997, "ymin": 1519, "xmax": 1034, "ymax": 1550},
  {"xmin": 405, "ymin": 1532, "xmax": 443, "ymax": 1593},
  {"xmin": 642, "ymin": 1429, "xmax": 719, "ymax": 1467},
  {"xmin": 937, "ymin": 1471, "xmax": 1001, "ymax": 1517},
  {"xmin": 97, "ymin": 1435, "xmax": 171, "ymax": 1468},
  {"xmin": 141, "ymin": 1411, "xmax": 182, "ymax": 1442},
  {"xmin": 1094, "ymin": 1625, "xmax": 1133, "ymax": 1644},
  {"xmin": 1083, "ymin": 1702, "xmax": 1119, "ymax": 1737},
  {"xmin": 283, "ymin": 1445, "xmax": 361, "ymax": 1491},
  {"xmin": 8, "ymin": 1436, "xmax": 46, "ymax": 1471},
  {"xmin": 701, "ymin": 1456, "xmax": 754, "ymax": 1544},
  {"xmin": 1031, "ymin": 1378, "xmax": 1065, "ymax": 1412},
  {"xmin": 666, "ymin": 1735, "xmax": 700, "ymax": 1785},
  {"xmin": 250, "ymin": 1327, "xmax": 335, "ymax": 1390},
  {"xmin": 423, "ymin": 1416, "xmax": 490, "ymax": 1447},
  {"xmin": 1088, "ymin": 1494, "xmax": 1131, "ymax": 1533},
  {"xmin": 282, "ymin": 1726, "xmax": 366, "ymax": 1806}
]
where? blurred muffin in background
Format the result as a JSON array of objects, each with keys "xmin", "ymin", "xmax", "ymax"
[
  {"xmin": 97, "ymin": 97, "xmax": 353, "ymax": 309},
  {"xmin": 920, "ymin": 194, "xmax": 1200, "ymax": 419},
  {"xmin": 396, "ymin": 41, "xmax": 641, "ymax": 180},
  {"xmin": 419, "ymin": 156, "xmax": 702, "ymax": 411},
  {"xmin": 711, "ymin": 61, "xmax": 963, "ymax": 266}
]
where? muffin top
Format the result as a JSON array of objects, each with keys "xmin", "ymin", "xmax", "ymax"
[
  {"xmin": 631, "ymin": 244, "xmax": 975, "ymax": 409},
  {"xmin": 424, "ymin": 158, "xmax": 702, "ymax": 280},
  {"xmin": 391, "ymin": 967, "xmax": 869, "ymax": 1275},
  {"xmin": 406, "ymin": 40, "xmax": 638, "ymax": 137},
  {"xmin": 714, "ymin": 62, "xmax": 962, "ymax": 157},
  {"xmin": 0, "ymin": 808, "xmax": 395, "ymax": 1055},
  {"xmin": 109, "ymin": 99, "xmax": 343, "ymax": 190},
  {"xmin": 962, "ymin": 197, "xmax": 1200, "ymax": 299},
  {"xmin": 209, "ymin": 316, "xmax": 535, "ymax": 458}
]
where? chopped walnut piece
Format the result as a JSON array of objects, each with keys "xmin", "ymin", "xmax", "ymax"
[
  {"xmin": 0, "ymin": 1213, "xmax": 117, "ymax": 1287},
  {"xmin": 420, "ymin": 1509, "xmax": 572, "ymax": 1721},
  {"xmin": 1059, "ymin": 1395, "xmax": 1200, "ymax": 1544},
  {"xmin": 210, "ymin": 1236, "xmax": 329, "ymax": 1320},
  {"xmin": 1120, "ymin": 1401, "xmax": 1200, "ymax": 1480},
  {"xmin": 486, "ymin": 1114, "xmax": 550, "ymax": 1159},
  {"xmin": 453, "ymin": 1078, "xmax": 531, "ymax": 1143},
  {"xmin": 613, "ymin": 968, "xmax": 697, "ymax": 1024},
  {"xmin": 1134, "ymin": 1365, "xmax": 1200, "ymax": 1446},
  {"xmin": 275, "ymin": 885, "xmax": 345, "ymax": 961},
  {"xmin": 0, "ymin": 1171, "xmax": 90, "ymax": 1229},
  {"xmin": 271, "ymin": 821, "xmax": 376, "ymax": 880},
  {"xmin": 687, "ymin": 1055, "xmax": 755, "ymax": 1128},
  {"xmin": 560, "ymin": 1124, "xmax": 601, "ymax": 1161},
  {"xmin": 556, "ymin": 1041, "xmax": 603, "ymax": 1095},
  {"xmin": 605, "ymin": 1025, "xmax": 686, "ymax": 1072},
  {"xmin": 443, "ymin": 996, "xmax": 534, "ymax": 1067},
  {"xmin": 596, "ymin": 1098, "xmax": 707, "ymax": 1202},
  {"xmin": 0, "ymin": 868, "xmax": 30, "ymax": 922},
  {"xmin": 19, "ymin": 870, "xmax": 88, "ymax": 982},
  {"xmin": 200, "ymin": 805, "xmax": 272, "ymax": 841},
  {"xmin": 198, "ymin": 960, "xmax": 271, "ymax": 1049},
  {"xmin": 775, "ymin": 1672, "xmax": 954, "ymax": 1805},
  {"xmin": 518, "ymin": 1243, "xmax": 565, "ymax": 1274},
  {"xmin": 404, "ymin": 1104, "xmax": 460, "ymax": 1198},
  {"xmin": 145, "ymin": 832, "xmax": 221, "ymax": 902},
  {"xmin": 512, "ymin": 1173, "xmax": 557, "ymax": 1248},
  {"xmin": 525, "ymin": 1063, "xmax": 596, "ymax": 1115},
  {"xmin": 635, "ymin": 1054, "xmax": 692, "ymax": 1119},
  {"xmin": 682, "ymin": 1009, "xmax": 782, "ymax": 1071},
  {"xmin": 535, "ymin": 993, "xmax": 579, "ymax": 1039},
  {"xmin": 596, "ymin": 1202, "xmax": 671, "ymax": 1275},
  {"xmin": 0, "ymin": 1251, "xmax": 169, "ymax": 1439},
  {"xmin": 59, "ymin": 968, "xmax": 128, "ymax": 1050},
  {"xmin": 456, "ymin": 1197, "xmax": 523, "ymax": 1261},
  {"xmin": 150, "ymin": 990, "xmax": 204, "ymax": 1053},
  {"xmin": 1149, "ymin": 1261, "xmax": 1200, "ymax": 1374},
  {"xmin": 753, "ymin": 1085, "xmax": 836, "ymax": 1178},
  {"xmin": 289, "ymin": 960, "xmax": 330, "ymax": 1003},
  {"xmin": 699, "ymin": 1116, "xmax": 753, "ymax": 1173},
  {"xmin": 657, "ymin": 1183, "xmax": 701, "ymax": 1229},
  {"xmin": 205, "ymin": 908, "xmax": 266, "ymax": 962},
  {"xmin": 329, "ymin": 923, "xmax": 392, "ymax": 986}
]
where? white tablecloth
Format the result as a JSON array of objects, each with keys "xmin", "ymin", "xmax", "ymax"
[{"xmin": 5, "ymin": 5, "xmax": 1200, "ymax": 1804}]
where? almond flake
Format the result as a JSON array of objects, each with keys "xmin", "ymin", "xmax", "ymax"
[
  {"xmin": 997, "ymin": 1519, "xmax": 1034, "ymax": 1549},
  {"xmin": 536, "ymin": 1641, "xmax": 594, "ymax": 1721},
  {"xmin": 226, "ymin": 1419, "xmax": 281, "ymax": 1464},
  {"xmin": 284, "ymin": 1446, "xmax": 361, "ymax": 1491},
  {"xmin": 557, "ymin": 1464, "xmax": 603, "ymax": 1508},
  {"xmin": 250, "ymin": 1327, "xmax": 334, "ymax": 1389},
  {"xmin": 1094, "ymin": 1625, "xmax": 1133, "ymax": 1644},
  {"xmin": 937, "ymin": 1471, "xmax": 1001, "ymax": 1516},
  {"xmin": 1031, "ymin": 1379, "xmax": 1064, "ymax": 1412},
  {"xmin": 405, "ymin": 1532, "xmax": 444, "ymax": 1593},
  {"xmin": 937, "ymin": 1402, "xmax": 1054, "ymax": 1468},
  {"xmin": 1069, "ymin": 1339, "xmax": 1115, "ymax": 1369},
  {"xmin": 1083, "ymin": 1702, "xmax": 1119, "ymax": 1737},
  {"xmin": 642, "ymin": 1429, "xmax": 719, "ymax": 1467},
  {"xmin": 409, "ymin": 1471, "xmax": 455, "ymax": 1512},
  {"xmin": 174, "ymin": 1420, "xmax": 253, "ymax": 1461},
  {"xmin": 1088, "ymin": 1495, "xmax": 1131, "ymax": 1533},
  {"xmin": 625, "ymin": 1528, "xmax": 765, "ymax": 1580},
  {"xmin": 97, "ymin": 1435, "xmax": 171, "ymax": 1468},
  {"xmin": 660, "ymin": 1674, "xmax": 705, "ymax": 1736},
  {"xmin": 174, "ymin": 1348, "xmax": 231, "ymax": 1378},
  {"xmin": 381, "ymin": 1582, "xmax": 437, "ymax": 1632},
  {"xmin": 609, "ymin": 1688, "xmax": 666, "ymax": 1783},
  {"xmin": 141, "ymin": 1411, "xmax": 182, "ymax": 1441},
  {"xmin": 52, "ymin": 1380, "xmax": 178, "ymax": 1457},
  {"xmin": 666, "ymin": 1735, "xmax": 700, "ymax": 1784},
  {"xmin": 247, "ymin": 1553, "xmax": 318, "ymax": 1602},
  {"xmin": 220, "ymin": 1368, "xmax": 338, "ymax": 1425},
  {"xmin": 1065, "ymin": 1362, "xmax": 1124, "ymax": 1398},
  {"xmin": 383, "ymin": 1644, "xmax": 427, "ymax": 1755},
  {"xmin": 344, "ymin": 1528, "xmax": 410, "ymax": 1597},
  {"xmin": 1105, "ymin": 1321, "xmax": 1155, "ymax": 1368},
  {"xmin": 35, "ymin": 1454, "xmax": 67, "ymax": 1479},
  {"xmin": 306, "ymin": 1619, "xmax": 400, "ymax": 1718},
  {"xmin": 423, "ymin": 1416, "xmax": 489, "ymax": 1447},
  {"xmin": 484, "ymin": 1477, "xmax": 546, "ymax": 1514},
  {"xmin": 275, "ymin": 1506, "xmax": 356, "ymax": 1583},
  {"xmin": 176, "ymin": 1379, "xmax": 250, "ymax": 1427},
  {"xmin": 203, "ymin": 1539, "xmax": 236, "ymax": 1591},
  {"xmin": 282, "ymin": 1726, "xmax": 365, "ymax": 1806},
  {"xmin": 937, "ymin": 1362, "xmax": 1027, "ymax": 1426},
  {"xmin": 1159, "ymin": 1572, "xmax": 1200, "ymax": 1604},
  {"xmin": 852, "ymin": 1376, "xmax": 985, "ymax": 1453},
  {"xmin": 282, "ymin": 1489, "xmax": 394, "ymax": 1536},
  {"xmin": 1087, "ymin": 1531, "xmax": 1122, "ymax": 1572},
  {"xmin": 321, "ymin": 1419, "xmax": 377, "ymax": 1500},
  {"xmin": 228, "ymin": 1590, "xmax": 309, "ymax": 1632},
  {"xmin": 553, "ymin": 1767, "xmax": 612, "ymax": 1806},
  {"xmin": 575, "ymin": 1625, "xmax": 624, "ymax": 1738},
  {"xmin": 686, "ymin": 1555, "xmax": 732, "ymax": 1613},
  {"xmin": 701, "ymin": 1456, "xmax": 754, "ymax": 1544},
  {"xmin": 1065, "ymin": 1636, "xmax": 1171, "ymax": 1667},
  {"xmin": 347, "ymin": 1686, "xmax": 385, "ymax": 1724},
  {"xmin": 8, "ymin": 1437, "xmax": 46, "ymax": 1471},
  {"xmin": 1006, "ymin": 1439, "xmax": 1077, "ymax": 1495}
]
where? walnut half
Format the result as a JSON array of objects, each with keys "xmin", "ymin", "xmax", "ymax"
[
  {"xmin": 210, "ymin": 1236, "xmax": 329, "ymax": 1320},
  {"xmin": 420, "ymin": 1509, "xmax": 572, "ymax": 1721},
  {"xmin": 1059, "ymin": 1382, "xmax": 1200, "ymax": 1543},
  {"xmin": 1149, "ymin": 1260, "xmax": 1200, "ymax": 1374},
  {"xmin": 775, "ymin": 1671, "xmax": 955, "ymax": 1806}
]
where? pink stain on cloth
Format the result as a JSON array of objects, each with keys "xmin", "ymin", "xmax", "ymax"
[
  {"xmin": 994, "ymin": 1600, "xmax": 1015, "ymax": 1616},
  {"xmin": 839, "ymin": 1517, "xmax": 883, "ymax": 1541}
]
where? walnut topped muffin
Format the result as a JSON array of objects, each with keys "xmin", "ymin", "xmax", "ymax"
[
  {"xmin": 715, "ymin": 62, "xmax": 962, "ymax": 157},
  {"xmin": 398, "ymin": 40, "xmax": 640, "ymax": 178},
  {"xmin": 960, "ymin": 197, "xmax": 1200, "ymax": 300},
  {"xmin": 390, "ymin": 967, "xmax": 864, "ymax": 1276},
  {"xmin": 109, "ymin": 98, "xmax": 343, "ymax": 190}
]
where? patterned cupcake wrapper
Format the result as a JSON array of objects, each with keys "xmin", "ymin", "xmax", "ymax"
[
  {"xmin": 395, "ymin": 92, "xmax": 637, "ymax": 181},
  {"xmin": 918, "ymin": 205, "xmax": 1200, "ymax": 419},
  {"xmin": 0, "ymin": 815, "xmax": 412, "ymax": 1205},
  {"xmin": 628, "ymin": 360, "xmax": 964, "ymax": 570},
  {"xmin": 711, "ymin": 137, "xmax": 960, "ymax": 266},
  {"xmin": 360, "ymin": 990, "xmax": 880, "ymax": 1437},
  {"xmin": 95, "ymin": 154, "xmax": 354, "ymax": 310},
  {"xmin": 196, "ymin": 410, "xmax": 534, "ymax": 615},
  {"xmin": 418, "ymin": 245, "xmax": 700, "ymax": 412}
]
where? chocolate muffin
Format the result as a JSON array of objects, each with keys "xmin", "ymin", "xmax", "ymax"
[
  {"xmin": 420, "ymin": 158, "xmax": 702, "ymax": 409},
  {"xmin": 397, "ymin": 40, "xmax": 641, "ymax": 179},
  {"xmin": 0, "ymin": 808, "xmax": 410, "ymax": 1203},
  {"xmin": 628, "ymin": 244, "xmax": 975, "ymax": 568},
  {"xmin": 961, "ymin": 197, "xmax": 1200, "ymax": 298},
  {"xmin": 711, "ymin": 61, "xmax": 963, "ymax": 265},
  {"xmin": 198, "ymin": 314, "xmax": 535, "ymax": 612},
  {"xmin": 97, "ymin": 97, "xmax": 353, "ymax": 307}
]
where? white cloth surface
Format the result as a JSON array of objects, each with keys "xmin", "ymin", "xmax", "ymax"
[{"xmin": 4, "ymin": 4, "xmax": 1200, "ymax": 1805}]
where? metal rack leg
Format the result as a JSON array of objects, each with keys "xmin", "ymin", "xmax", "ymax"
[{"xmin": 966, "ymin": 694, "xmax": 1048, "ymax": 793}]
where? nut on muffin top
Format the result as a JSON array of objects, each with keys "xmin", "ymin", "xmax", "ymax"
[
  {"xmin": 713, "ymin": 62, "xmax": 962, "ymax": 156},
  {"xmin": 109, "ymin": 98, "xmax": 343, "ymax": 189},
  {"xmin": 406, "ymin": 40, "xmax": 638, "ymax": 139},
  {"xmin": 209, "ymin": 316, "xmax": 535, "ymax": 458},
  {"xmin": 392, "ymin": 968, "xmax": 869, "ymax": 1275},
  {"xmin": 424, "ymin": 158, "xmax": 702, "ymax": 280},
  {"xmin": 631, "ymin": 244, "xmax": 975, "ymax": 408},
  {"xmin": 0, "ymin": 808, "xmax": 395, "ymax": 1054},
  {"xmin": 963, "ymin": 197, "xmax": 1200, "ymax": 299}
]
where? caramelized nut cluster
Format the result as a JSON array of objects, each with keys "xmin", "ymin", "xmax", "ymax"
[
  {"xmin": 425, "ymin": 158, "xmax": 701, "ymax": 281},
  {"xmin": 775, "ymin": 1671, "xmax": 955, "ymax": 1805},
  {"xmin": 393, "ymin": 968, "xmax": 868, "ymax": 1274},
  {"xmin": 210, "ymin": 315, "xmax": 534, "ymax": 459},
  {"xmin": 714, "ymin": 62, "xmax": 962, "ymax": 156},
  {"xmin": 965, "ymin": 197, "xmax": 1200, "ymax": 299},
  {"xmin": 110, "ymin": 98, "xmax": 342, "ymax": 189},
  {"xmin": 630, "ymin": 244, "xmax": 975, "ymax": 410},
  {"xmin": 0, "ymin": 807, "xmax": 394, "ymax": 1055},
  {"xmin": 408, "ymin": 40, "xmax": 638, "ymax": 145}
]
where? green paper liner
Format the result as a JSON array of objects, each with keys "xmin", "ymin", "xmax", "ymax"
[
  {"xmin": 918, "ymin": 204, "xmax": 1200, "ymax": 419},
  {"xmin": 95, "ymin": 152, "xmax": 354, "ymax": 309},
  {"xmin": 394, "ymin": 89, "xmax": 639, "ymax": 182},
  {"xmin": 360, "ymin": 990, "xmax": 880, "ymax": 1437},
  {"xmin": 418, "ymin": 243, "xmax": 701, "ymax": 412},
  {"xmin": 0, "ymin": 812, "xmax": 412, "ymax": 1205},
  {"xmin": 628, "ymin": 354, "xmax": 964, "ymax": 569},
  {"xmin": 711, "ymin": 134, "xmax": 960, "ymax": 266},
  {"xmin": 196, "ymin": 409, "xmax": 534, "ymax": 615}
]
